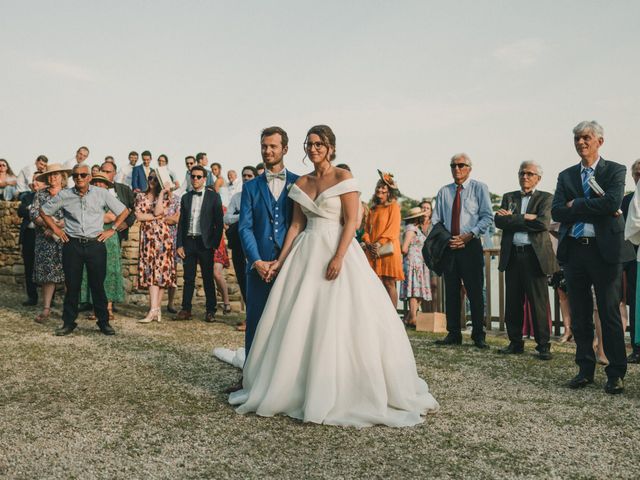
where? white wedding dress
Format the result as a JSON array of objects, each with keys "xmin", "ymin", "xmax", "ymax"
[{"xmin": 229, "ymin": 178, "xmax": 439, "ymax": 427}]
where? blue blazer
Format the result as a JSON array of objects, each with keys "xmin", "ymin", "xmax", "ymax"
[
  {"xmin": 239, "ymin": 170, "xmax": 299, "ymax": 267},
  {"xmin": 131, "ymin": 165, "xmax": 153, "ymax": 192}
]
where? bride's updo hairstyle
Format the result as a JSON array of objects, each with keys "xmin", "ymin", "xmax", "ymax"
[{"xmin": 305, "ymin": 125, "xmax": 337, "ymax": 161}]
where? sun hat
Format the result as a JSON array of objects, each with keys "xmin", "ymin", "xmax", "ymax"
[
  {"xmin": 403, "ymin": 207, "xmax": 427, "ymax": 220},
  {"xmin": 35, "ymin": 163, "xmax": 72, "ymax": 182},
  {"xmin": 89, "ymin": 173, "xmax": 114, "ymax": 188}
]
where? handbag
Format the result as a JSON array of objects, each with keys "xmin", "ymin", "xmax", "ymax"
[{"xmin": 377, "ymin": 242, "xmax": 394, "ymax": 258}]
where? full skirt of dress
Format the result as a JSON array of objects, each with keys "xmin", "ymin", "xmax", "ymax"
[{"xmin": 229, "ymin": 221, "xmax": 439, "ymax": 427}]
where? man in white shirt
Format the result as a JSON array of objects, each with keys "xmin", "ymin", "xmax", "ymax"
[
  {"xmin": 115, "ymin": 151, "xmax": 139, "ymax": 187},
  {"xmin": 16, "ymin": 155, "xmax": 48, "ymax": 199}
]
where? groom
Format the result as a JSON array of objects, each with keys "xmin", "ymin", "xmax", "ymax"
[{"xmin": 225, "ymin": 126, "xmax": 298, "ymax": 392}]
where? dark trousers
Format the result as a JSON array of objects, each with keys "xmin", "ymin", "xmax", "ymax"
[
  {"xmin": 231, "ymin": 246, "xmax": 247, "ymax": 304},
  {"xmin": 564, "ymin": 239, "xmax": 627, "ymax": 379},
  {"xmin": 181, "ymin": 236, "xmax": 217, "ymax": 313},
  {"xmin": 623, "ymin": 260, "xmax": 637, "ymax": 348},
  {"xmin": 442, "ymin": 237, "xmax": 485, "ymax": 340},
  {"xmin": 21, "ymin": 229, "xmax": 38, "ymax": 301},
  {"xmin": 245, "ymin": 268, "xmax": 274, "ymax": 356},
  {"xmin": 62, "ymin": 239, "xmax": 108, "ymax": 327},
  {"xmin": 504, "ymin": 246, "xmax": 550, "ymax": 348}
]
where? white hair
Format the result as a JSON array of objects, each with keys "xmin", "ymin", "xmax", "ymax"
[
  {"xmin": 573, "ymin": 120, "xmax": 604, "ymax": 139},
  {"xmin": 450, "ymin": 153, "xmax": 472, "ymax": 167},
  {"xmin": 519, "ymin": 160, "xmax": 543, "ymax": 177}
]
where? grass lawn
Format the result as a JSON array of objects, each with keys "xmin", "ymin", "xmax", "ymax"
[{"xmin": 1, "ymin": 283, "xmax": 639, "ymax": 479}]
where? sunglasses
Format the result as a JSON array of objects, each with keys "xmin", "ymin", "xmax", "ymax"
[
  {"xmin": 72, "ymin": 173, "xmax": 90, "ymax": 179},
  {"xmin": 191, "ymin": 174, "xmax": 204, "ymax": 180},
  {"xmin": 518, "ymin": 171, "xmax": 539, "ymax": 178},
  {"xmin": 450, "ymin": 163, "xmax": 469, "ymax": 169},
  {"xmin": 148, "ymin": 176, "xmax": 158, "ymax": 182}
]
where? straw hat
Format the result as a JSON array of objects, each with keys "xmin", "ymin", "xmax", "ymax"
[
  {"xmin": 90, "ymin": 173, "xmax": 114, "ymax": 188},
  {"xmin": 35, "ymin": 163, "xmax": 72, "ymax": 182},
  {"xmin": 377, "ymin": 169, "xmax": 398, "ymax": 190},
  {"xmin": 403, "ymin": 207, "xmax": 426, "ymax": 221}
]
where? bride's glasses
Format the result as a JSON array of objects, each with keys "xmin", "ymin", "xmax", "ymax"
[{"xmin": 304, "ymin": 141, "xmax": 326, "ymax": 151}]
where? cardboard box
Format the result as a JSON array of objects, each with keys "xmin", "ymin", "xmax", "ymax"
[{"xmin": 415, "ymin": 312, "xmax": 447, "ymax": 333}]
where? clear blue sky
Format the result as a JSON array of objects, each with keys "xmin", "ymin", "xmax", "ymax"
[{"xmin": 1, "ymin": 0, "xmax": 639, "ymax": 198}]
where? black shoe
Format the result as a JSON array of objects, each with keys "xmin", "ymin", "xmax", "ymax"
[
  {"xmin": 474, "ymin": 338, "xmax": 489, "ymax": 349},
  {"xmin": 568, "ymin": 373, "xmax": 594, "ymax": 389},
  {"xmin": 55, "ymin": 325, "xmax": 76, "ymax": 336},
  {"xmin": 98, "ymin": 323, "xmax": 116, "ymax": 336},
  {"xmin": 167, "ymin": 306, "xmax": 178, "ymax": 314},
  {"xmin": 536, "ymin": 344, "xmax": 552, "ymax": 361},
  {"xmin": 497, "ymin": 343, "xmax": 524, "ymax": 355},
  {"xmin": 604, "ymin": 377, "xmax": 624, "ymax": 395},
  {"xmin": 22, "ymin": 298, "xmax": 38, "ymax": 306},
  {"xmin": 627, "ymin": 351, "xmax": 640, "ymax": 364},
  {"xmin": 435, "ymin": 334, "xmax": 462, "ymax": 345}
]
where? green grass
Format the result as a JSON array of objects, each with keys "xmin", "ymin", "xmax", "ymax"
[{"xmin": 1, "ymin": 284, "xmax": 639, "ymax": 479}]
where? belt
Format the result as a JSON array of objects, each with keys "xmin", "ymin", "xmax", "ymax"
[
  {"xmin": 70, "ymin": 236, "xmax": 99, "ymax": 244},
  {"xmin": 186, "ymin": 234, "xmax": 202, "ymax": 239},
  {"xmin": 570, "ymin": 237, "xmax": 596, "ymax": 246},
  {"xmin": 513, "ymin": 245, "xmax": 533, "ymax": 253}
]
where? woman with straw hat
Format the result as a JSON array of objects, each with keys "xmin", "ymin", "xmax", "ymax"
[
  {"xmin": 400, "ymin": 206, "xmax": 432, "ymax": 327},
  {"xmin": 29, "ymin": 163, "xmax": 71, "ymax": 323}
]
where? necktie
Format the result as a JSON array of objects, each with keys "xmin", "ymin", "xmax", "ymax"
[
  {"xmin": 451, "ymin": 184, "xmax": 462, "ymax": 236},
  {"xmin": 521, "ymin": 191, "xmax": 532, "ymax": 197},
  {"xmin": 573, "ymin": 167, "xmax": 593, "ymax": 238},
  {"xmin": 266, "ymin": 171, "xmax": 286, "ymax": 182}
]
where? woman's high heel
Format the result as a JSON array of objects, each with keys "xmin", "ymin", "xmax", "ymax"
[
  {"xmin": 558, "ymin": 333, "xmax": 573, "ymax": 343},
  {"xmin": 138, "ymin": 308, "xmax": 161, "ymax": 324}
]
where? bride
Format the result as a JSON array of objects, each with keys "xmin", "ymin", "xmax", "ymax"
[{"xmin": 229, "ymin": 125, "xmax": 439, "ymax": 427}]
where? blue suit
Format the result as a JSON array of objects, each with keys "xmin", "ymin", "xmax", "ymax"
[
  {"xmin": 239, "ymin": 170, "xmax": 299, "ymax": 355},
  {"xmin": 131, "ymin": 165, "xmax": 153, "ymax": 192}
]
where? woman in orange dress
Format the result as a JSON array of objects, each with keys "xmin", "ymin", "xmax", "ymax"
[{"xmin": 361, "ymin": 171, "xmax": 404, "ymax": 307}]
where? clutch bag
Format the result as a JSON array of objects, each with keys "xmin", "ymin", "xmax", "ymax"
[{"xmin": 377, "ymin": 242, "xmax": 394, "ymax": 257}]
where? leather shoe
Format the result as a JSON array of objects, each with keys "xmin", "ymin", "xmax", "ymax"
[
  {"xmin": 224, "ymin": 377, "xmax": 243, "ymax": 393},
  {"xmin": 204, "ymin": 311, "xmax": 216, "ymax": 323},
  {"xmin": 497, "ymin": 343, "xmax": 524, "ymax": 355},
  {"xmin": 536, "ymin": 343, "xmax": 552, "ymax": 361},
  {"xmin": 568, "ymin": 373, "xmax": 594, "ymax": 389},
  {"xmin": 604, "ymin": 377, "xmax": 624, "ymax": 395},
  {"xmin": 98, "ymin": 323, "xmax": 116, "ymax": 335},
  {"xmin": 435, "ymin": 334, "xmax": 462, "ymax": 345},
  {"xmin": 166, "ymin": 306, "xmax": 178, "ymax": 314},
  {"xmin": 173, "ymin": 310, "xmax": 192, "ymax": 321},
  {"xmin": 474, "ymin": 338, "xmax": 490, "ymax": 350},
  {"xmin": 627, "ymin": 351, "xmax": 640, "ymax": 364},
  {"xmin": 22, "ymin": 298, "xmax": 38, "ymax": 306},
  {"xmin": 55, "ymin": 325, "xmax": 76, "ymax": 336}
]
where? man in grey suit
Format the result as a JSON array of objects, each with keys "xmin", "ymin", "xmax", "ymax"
[
  {"xmin": 495, "ymin": 161, "xmax": 558, "ymax": 359},
  {"xmin": 552, "ymin": 120, "xmax": 635, "ymax": 394}
]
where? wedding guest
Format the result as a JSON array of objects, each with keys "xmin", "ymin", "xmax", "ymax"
[
  {"xmin": 135, "ymin": 170, "xmax": 178, "ymax": 323},
  {"xmin": 115, "ymin": 151, "xmax": 139, "ymax": 187},
  {"xmin": 211, "ymin": 162, "xmax": 225, "ymax": 192},
  {"xmin": 39, "ymin": 163, "xmax": 129, "ymax": 336},
  {"xmin": 495, "ymin": 161, "xmax": 558, "ymax": 360},
  {"xmin": 157, "ymin": 154, "xmax": 180, "ymax": 190},
  {"xmin": 255, "ymin": 162, "xmax": 265, "ymax": 176},
  {"xmin": 431, "ymin": 153, "xmax": 493, "ymax": 349},
  {"xmin": 196, "ymin": 152, "xmax": 215, "ymax": 187},
  {"xmin": 0, "ymin": 159, "xmax": 18, "ymax": 200},
  {"xmin": 104, "ymin": 155, "xmax": 115, "ymax": 164},
  {"xmin": 132, "ymin": 150, "xmax": 153, "ymax": 193},
  {"xmin": 552, "ymin": 120, "xmax": 634, "ymax": 394},
  {"xmin": 79, "ymin": 173, "xmax": 126, "ymax": 320},
  {"xmin": 90, "ymin": 164, "xmax": 101, "ymax": 177},
  {"xmin": 175, "ymin": 165, "xmax": 224, "ymax": 322},
  {"xmin": 178, "ymin": 155, "xmax": 196, "ymax": 194},
  {"xmin": 164, "ymin": 190, "xmax": 182, "ymax": 314},
  {"xmin": 226, "ymin": 169, "xmax": 242, "ymax": 197},
  {"xmin": 362, "ymin": 171, "xmax": 404, "ymax": 307},
  {"xmin": 99, "ymin": 162, "xmax": 136, "ymax": 241},
  {"xmin": 419, "ymin": 199, "xmax": 437, "ymax": 312},
  {"xmin": 623, "ymin": 158, "xmax": 640, "ymax": 363},
  {"xmin": 17, "ymin": 173, "xmax": 45, "ymax": 306},
  {"xmin": 63, "ymin": 145, "xmax": 89, "ymax": 171},
  {"xmin": 30, "ymin": 164, "xmax": 69, "ymax": 323},
  {"xmin": 16, "ymin": 155, "xmax": 48, "ymax": 199},
  {"xmin": 400, "ymin": 207, "xmax": 431, "ymax": 327}
]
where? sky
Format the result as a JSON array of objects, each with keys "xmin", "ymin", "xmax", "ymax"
[{"xmin": 1, "ymin": 0, "xmax": 640, "ymax": 199}]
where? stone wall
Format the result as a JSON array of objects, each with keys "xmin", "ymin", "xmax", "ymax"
[{"xmin": 0, "ymin": 200, "xmax": 242, "ymax": 309}]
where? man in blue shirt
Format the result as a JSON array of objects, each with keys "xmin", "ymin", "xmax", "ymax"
[{"xmin": 431, "ymin": 153, "xmax": 493, "ymax": 349}]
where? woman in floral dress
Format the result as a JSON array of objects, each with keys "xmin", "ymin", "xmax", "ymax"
[
  {"xmin": 400, "ymin": 207, "xmax": 432, "ymax": 327},
  {"xmin": 135, "ymin": 171, "xmax": 179, "ymax": 323}
]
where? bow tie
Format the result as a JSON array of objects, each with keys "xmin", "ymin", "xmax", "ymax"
[
  {"xmin": 520, "ymin": 191, "xmax": 533, "ymax": 197},
  {"xmin": 193, "ymin": 191, "xmax": 203, "ymax": 197},
  {"xmin": 266, "ymin": 171, "xmax": 286, "ymax": 181}
]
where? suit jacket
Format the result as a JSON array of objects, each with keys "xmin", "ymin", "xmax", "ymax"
[
  {"xmin": 176, "ymin": 189, "xmax": 224, "ymax": 250},
  {"xmin": 131, "ymin": 165, "xmax": 153, "ymax": 192},
  {"xmin": 17, "ymin": 191, "xmax": 35, "ymax": 245},
  {"xmin": 422, "ymin": 222, "xmax": 452, "ymax": 276},
  {"xmin": 551, "ymin": 158, "xmax": 635, "ymax": 264},
  {"xmin": 114, "ymin": 182, "xmax": 136, "ymax": 241},
  {"xmin": 239, "ymin": 170, "xmax": 299, "ymax": 267},
  {"xmin": 495, "ymin": 190, "xmax": 558, "ymax": 274}
]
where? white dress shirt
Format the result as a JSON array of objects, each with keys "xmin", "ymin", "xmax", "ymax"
[
  {"xmin": 267, "ymin": 168, "xmax": 287, "ymax": 199},
  {"xmin": 224, "ymin": 191, "xmax": 242, "ymax": 225},
  {"xmin": 513, "ymin": 191, "xmax": 534, "ymax": 246},
  {"xmin": 116, "ymin": 164, "xmax": 135, "ymax": 187},
  {"xmin": 188, "ymin": 188, "xmax": 205, "ymax": 235},
  {"xmin": 16, "ymin": 164, "xmax": 37, "ymax": 193}
]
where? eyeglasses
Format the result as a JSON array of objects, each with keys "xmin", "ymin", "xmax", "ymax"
[
  {"xmin": 450, "ymin": 163, "xmax": 469, "ymax": 169},
  {"xmin": 190, "ymin": 174, "xmax": 204, "ymax": 179},
  {"xmin": 72, "ymin": 173, "xmax": 90, "ymax": 179},
  {"xmin": 518, "ymin": 171, "xmax": 539, "ymax": 178},
  {"xmin": 304, "ymin": 141, "xmax": 326, "ymax": 151}
]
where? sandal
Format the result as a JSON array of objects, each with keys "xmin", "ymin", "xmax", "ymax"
[
  {"xmin": 35, "ymin": 307, "xmax": 50, "ymax": 324},
  {"xmin": 223, "ymin": 304, "xmax": 232, "ymax": 315}
]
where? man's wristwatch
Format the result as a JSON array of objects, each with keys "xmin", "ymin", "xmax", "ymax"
[{"xmin": 111, "ymin": 224, "xmax": 118, "ymax": 231}]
